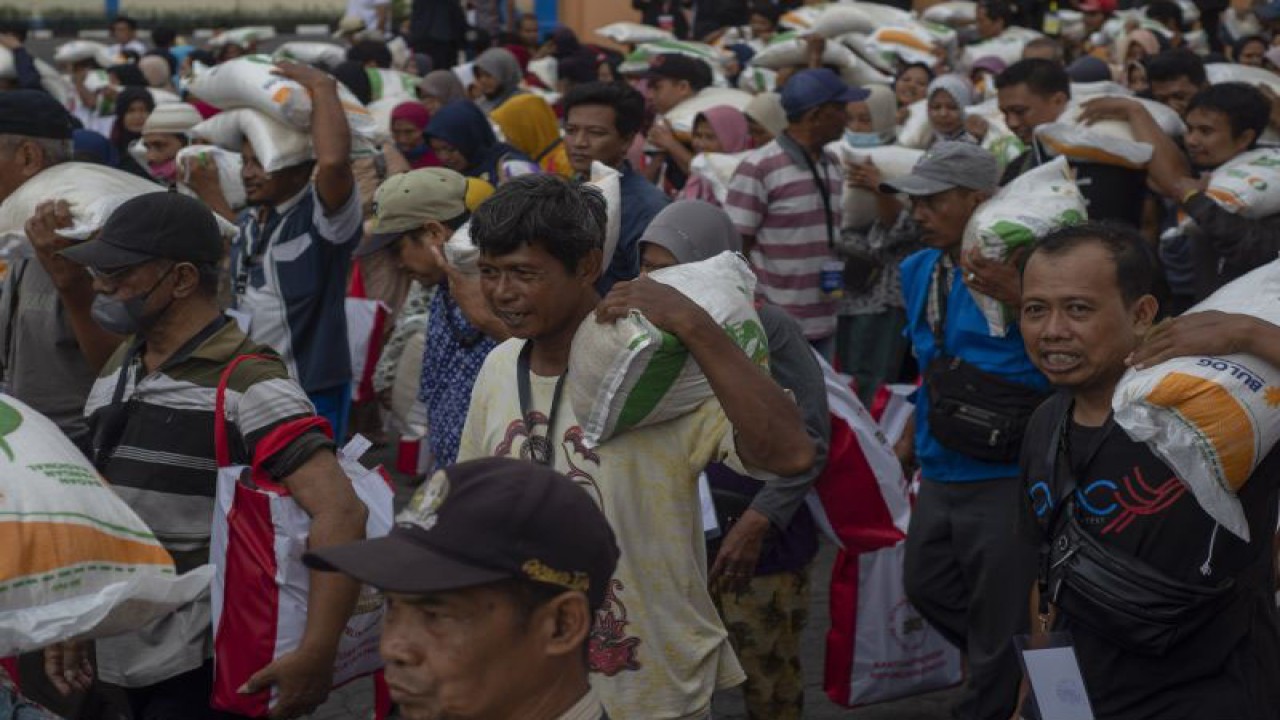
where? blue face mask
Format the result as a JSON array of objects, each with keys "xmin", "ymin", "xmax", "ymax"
[{"xmin": 844, "ymin": 130, "xmax": 883, "ymax": 148}]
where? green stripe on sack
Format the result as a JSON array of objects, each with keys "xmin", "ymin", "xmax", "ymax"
[
  {"xmin": 366, "ymin": 68, "xmax": 385, "ymax": 101},
  {"xmin": 614, "ymin": 331, "xmax": 688, "ymax": 434},
  {"xmin": 0, "ymin": 511, "xmax": 160, "ymax": 541}
]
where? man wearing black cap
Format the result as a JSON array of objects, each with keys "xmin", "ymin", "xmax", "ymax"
[
  {"xmin": 643, "ymin": 53, "xmax": 715, "ymax": 189},
  {"xmin": 0, "ymin": 90, "xmax": 104, "ymax": 454},
  {"xmin": 307, "ymin": 457, "xmax": 620, "ymax": 720},
  {"xmin": 37, "ymin": 192, "xmax": 369, "ymax": 720}
]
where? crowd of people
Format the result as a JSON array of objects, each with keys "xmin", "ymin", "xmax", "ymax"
[{"xmin": 2, "ymin": 0, "xmax": 1280, "ymax": 718}]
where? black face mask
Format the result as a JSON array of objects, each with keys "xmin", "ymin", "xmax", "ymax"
[{"xmin": 90, "ymin": 263, "xmax": 178, "ymax": 335}]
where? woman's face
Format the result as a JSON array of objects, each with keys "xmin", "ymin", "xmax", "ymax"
[
  {"xmin": 691, "ymin": 118, "xmax": 722, "ymax": 154},
  {"xmin": 393, "ymin": 119, "xmax": 425, "ymax": 151},
  {"xmin": 143, "ymin": 132, "xmax": 184, "ymax": 165},
  {"xmin": 928, "ymin": 90, "xmax": 963, "ymax": 136},
  {"xmin": 474, "ymin": 66, "xmax": 500, "ymax": 97},
  {"xmin": 846, "ymin": 101, "xmax": 874, "ymax": 132},
  {"xmin": 896, "ymin": 67, "xmax": 929, "ymax": 107},
  {"xmin": 124, "ymin": 100, "xmax": 151, "ymax": 134},
  {"xmin": 1238, "ymin": 40, "xmax": 1267, "ymax": 67},
  {"xmin": 746, "ymin": 117, "xmax": 773, "ymax": 147},
  {"xmin": 430, "ymin": 137, "xmax": 468, "ymax": 172},
  {"xmin": 421, "ymin": 94, "xmax": 444, "ymax": 114}
]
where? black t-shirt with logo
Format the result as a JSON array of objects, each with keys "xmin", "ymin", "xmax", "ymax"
[{"xmin": 1020, "ymin": 394, "xmax": 1280, "ymax": 720}]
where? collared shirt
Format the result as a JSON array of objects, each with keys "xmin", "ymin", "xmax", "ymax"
[
  {"xmin": 85, "ymin": 316, "xmax": 332, "ymax": 687},
  {"xmin": 900, "ymin": 248, "xmax": 1048, "ymax": 482},
  {"xmin": 724, "ymin": 132, "xmax": 843, "ymax": 340},
  {"xmin": 231, "ymin": 183, "xmax": 362, "ymax": 393},
  {"xmin": 557, "ymin": 688, "xmax": 609, "ymax": 720},
  {"xmin": 418, "ymin": 284, "xmax": 497, "ymax": 470},
  {"xmin": 604, "ymin": 162, "xmax": 670, "ymax": 296},
  {"xmin": 0, "ymin": 256, "xmax": 97, "ymax": 452}
]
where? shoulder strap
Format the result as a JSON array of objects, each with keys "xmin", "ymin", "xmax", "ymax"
[
  {"xmin": 779, "ymin": 132, "xmax": 836, "ymax": 248},
  {"xmin": 213, "ymin": 353, "xmax": 276, "ymax": 467},
  {"xmin": 931, "ymin": 259, "xmax": 949, "ymax": 352}
]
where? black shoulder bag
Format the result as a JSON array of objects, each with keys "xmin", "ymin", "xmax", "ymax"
[
  {"xmin": 923, "ymin": 261, "xmax": 1050, "ymax": 463},
  {"xmin": 1040, "ymin": 402, "xmax": 1238, "ymax": 656}
]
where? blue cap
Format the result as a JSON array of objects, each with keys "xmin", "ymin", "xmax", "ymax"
[{"xmin": 780, "ymin": 68, "xmax": 870, "ymax": 120}]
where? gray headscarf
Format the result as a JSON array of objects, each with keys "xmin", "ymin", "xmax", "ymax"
[
  {"xmin": 639, "ymin": 200, "xmax": 741, "ymax": 264},
  {"xmin": 418, "ymin": 70, "xmax": 467, "ymax": 105},
  {"xmin": 474, "ymin": 47, "xmax": 525, "ymax": 113},
  {"xmin": 927, "ymin": 74, "xmax": 974, "ymax": 109}
]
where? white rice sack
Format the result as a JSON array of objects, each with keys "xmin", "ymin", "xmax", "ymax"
[
  {"xmin": 830, "ymin": 143, "xmax": 924, "ymax": 229},
  {"xmin": 148, "ymin": 88, "xmax": 183, "ymax": 106},
  {"xmin": 36, "ymin": 61, "xmax": 75, "ymax": 110},
  {"xmin": 367, "ymin": 68, "xmax": 419, "ymax": 102},
  {"xmin": 0, "ymin": 394, "xmax": 214, "ymax": 655},
  {"xmin": 596, "ymin": 21, "xmax": 675, "ymax": 45},
  {"xmin": 837, "ymin": 32, "xmax": 897, "ymax": 75},
  {"xmin": 922, "ymin": 1, "xmax": 977, "ymax": 27},
  {"xmin": 752, "ymin": 33, "xmax": 860, "ymax": 71},
  {"xmin": 664, "ymin": 87, "xmax": 755, "ymax": 136},
  {"xmin": 1206, "ymin": 62, "xmax": 1280, "ymax": 95},
  {"xmin": 0, "ymin": 48, "xmax": 14, "ymax": 79},
  {"xmin": 53, "ymin": 39, "xmax": 108, "ymax": 66},
  {"xmin": 780, "ymin": 6, "xmax": 822, "ymax": 31},
  {"xmin": 0, "ymin": 163, "xmax": 160, "ymax": 247},
  {"xmin": 1112, "ymin": 260, "xmax": 1280, "ymax": 542},
  {"xmin": 897, "ymin": 99, "xmax": 932, "ymax": 149},
  {"xmin": 1035, "ymin": 122, "xmax": 1153, "ymax": 168},
  {"xmin": 868, "ymin": 25, "xmax": 941, "ymax": 66},
  {"xmin": 1200, "ymin": 148, "xmax": 1280, "ymax": 219},
  {"xmin": 367, "ymin": 97, "xmax": 401, "ymax": 142},
  {"xmin": 273, "ymin": 42, "xmax": 347, "ymax": 69},
  {"xmin": 1071, "ymin": 81, "xmax": 1133, "ymax": 98},
  {"xmin": 961, "ymin": 156, "xmax": 1086, "ymax": 336},
  {"xmin": 589, "ymin": 161, "xmax": 622, "ymax": 272},
  {"xmin": 961, "ymin": 26, "xmax": 1043, "ymax": 68},
  {"xmin": 689, "ymin": 150, "xmax": 752, "ymax": 205},
  {"xmin": 810, "ymin": 5, "xmax": 879, "ymax": 37},
  {"xmin": 619, "ymin": 40, "xmax": 724, "ymax": 83},
  {"xmin": 568, "ymin": 251, "xmax": 769, "ymax": 446},
  {"xmin": 443, "ymin": 220, "xmax": 479, "ymax": 275},
  {"xmin": 737, "ymin": 65, "xmax": 778, "ymax": 93},
  {"xmin": 177, "ymin": 145, "xmax": 247, "ymax": 210},
  {"xmin": 528, "ymin": 56, "xmax": 558, "ymax": 89},
  {"xmin": 187, "ymin": 55, "xmax": 379, "ymax": 140},
  {"xmin": 207, "ymin": 26, "xmax": 276, "ymax": 49},
  {"xmin": 190, "ymin": 108, "xmax": 315, "ymax": 173}
]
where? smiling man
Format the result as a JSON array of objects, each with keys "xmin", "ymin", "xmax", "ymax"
[{"xmin": 1016, "ymin": 223, "xmax": 1280, "ymax": 719}]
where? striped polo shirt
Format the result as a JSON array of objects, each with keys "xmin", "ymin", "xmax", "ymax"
[
  {"xmin": 231, "ymin": 184, "xmax": 362, "ymax": 394},
  {"xmin": 724, "ymin": 132, "xmax": 843, "ymax": 340},
  {"xmin": 84, "ymin": 317, "xmax": 332, "ymax": 570}
]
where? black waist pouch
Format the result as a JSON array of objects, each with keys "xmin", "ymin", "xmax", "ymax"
[
  {"xmin": 1047, "ymin": 512, "xmax": 1236, "ymax": 656},
  {"xmin": 925, "ymin": 353, "xmax": 1049, "ymax": 463}
]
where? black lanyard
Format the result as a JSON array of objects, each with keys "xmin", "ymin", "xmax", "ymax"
[
  {"xmin": 780, "ymin": 131, "xmax": 836, "ymax": 249},
  {"xmin": 516, "ymin": 341, "xmax": 567, "ymax": 466}
]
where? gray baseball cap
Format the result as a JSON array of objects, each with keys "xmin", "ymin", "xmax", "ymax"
[{"xmin": 879, "ymin": 142, "xmax": 1000, "ymax": 196}]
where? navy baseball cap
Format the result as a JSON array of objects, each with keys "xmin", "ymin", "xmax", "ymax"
[
  {"xmin": 0, "ymin": 90, "xmax": 75, "ymax": 140},
  {"xmin": 780, "ymin": 68, "xmax": 869, "ymax": 120}
]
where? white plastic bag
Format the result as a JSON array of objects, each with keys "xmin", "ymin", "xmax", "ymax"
[
  {"xmin": 177, "ymin": 145, "xmax": 248, "ymax": 210},
  {"xmin": 568, "ymin": 251, "xmax": 768, "ymax": 446},
  {"xmin": 962, "ymin": 157, "xmax": 1087, "ymax": 335},
  {"xmin": 187, "ymin": 55, "xmax": 378, "ymax": 140},
  {"xmin": 688, "ymin": 150, "xmax": 752, "ymax": 205},
  {"xmin": 1113, "ymin": 260, "xmax": 1280, "ymax": 542},
  {"xmin": 0, "ymin": 394, "xmax": 213, "ymax": 656},
  {"xmin": 830, "ymin": 144, "xmax": 924, "ymax": 229},
  {"xmin": 191, "ymin": 108, "xmax": 315, "ymax": 173},
  {"xmin": 596, "ymin": 21, "xmax": 675, "ymax": 45}
]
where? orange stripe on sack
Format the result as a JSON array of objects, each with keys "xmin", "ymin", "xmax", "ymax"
[
  {"xmin": 0, "ymin": 521, "xmax": 172, "ymax": 581},
  {"xmin": 1144, "ymin": 372, "xmax": 1254, "ymax": 491},
  {"xmin": 1037, "ymin": 135, "xmax": 1146, "ymax": 170},
  {"xmin": 877, "ymin": 29, "xmax": 934, "ymax": 52},
  {"xmin": 1204, "ymin": 188, "xmax": 1246, "ymax": 211},
  {"xmin": 271, "ymin": 87, "xmax": 293, "ymax": 105}
]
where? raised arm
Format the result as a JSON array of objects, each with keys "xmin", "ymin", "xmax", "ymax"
[{"xmin": 272, "ymin": 62, "xmax": 355, "ymax": 213}]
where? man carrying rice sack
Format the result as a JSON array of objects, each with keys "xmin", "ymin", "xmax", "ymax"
[
  {"xmin": 0, "ymin": 91, "xmax": 119, "ymax": 454},
  {"xmin": 36, "ymin": 192, "xmax": 369, "ymax": 720},
  {"xmin": 188, "ymin": 62, "xmax": 362, "ymax": 442},
  {"xmin": 456, "ymin": 175, "xmax": 816, "ymax": 719},
  {"xmin": 884, "ymin": 142, "xmax": 1049, "ymax": 720},
  {"xmin": 996, "ymin": 59, "xmax": 1150, "ymax": 227},
  {"xmin": 1016, "ymin": 222, "xmax": 1280, "ymax": 719}
]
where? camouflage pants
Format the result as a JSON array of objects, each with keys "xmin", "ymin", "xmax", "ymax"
[{"xmin": 712, "ymin": 565, "xmax": 811, "ymax": 720}]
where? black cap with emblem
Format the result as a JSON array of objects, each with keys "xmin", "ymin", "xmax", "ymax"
[{"xmin": 304, "ymin": 457, "xmax": 621, "ymax": 611}]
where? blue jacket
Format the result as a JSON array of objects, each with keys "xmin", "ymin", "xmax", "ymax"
[{"xmin": 901, "ymin": 248, "xmax": 1048, "ymax": 482}]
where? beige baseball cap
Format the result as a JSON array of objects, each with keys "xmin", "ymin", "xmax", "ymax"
[{"xmin": 359, "ymin": 168, "xmax": 470, "ymax": 257}]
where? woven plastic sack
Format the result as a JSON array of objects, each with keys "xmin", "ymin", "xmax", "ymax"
[
  {"xmin": 811, "ymin": 4, "xmax": 913, "ymax": 37},
  {"xmin": 752, "ymin": 32, "xmax": 860, "ymax": 71},
  {"xmin": 830, "ymin": 144, "xmax": 924, "ymax": 229},
  {"xmin": 688, "ymin": 150, "xmax": 752, "ymax": 205},
  {"xmin": 568, "ymin": 251, "xmax": 768, "ymax": 447},
  {"xmin": 0, "ymin": 162, "xmax": 160, "ymax": 247},
  {"xmin": 663, "ymin": 87, "xmax": 755, "ymax": 136},
  {"xmin": 961, "ymin": 26, "xmax": 1043, "ymax": 67},
  {"xmin": 0, "ymin": 394, "xmax": 213, "ymax": 656},
  {"xmin": 52, "ymin": 39, "xmax": 115, "ymax": 67},
  {"xmin": 191, "ymin": 108, "xmax": 315, "ymax": 173},
  {"xmin": 596, "ymin": 21, "xmax": 675, "ymax": 45},
  {"xmin": 187, "ymin": 55, "xmax": 378, "ymax": 140},
  {"xmin": 618, "ymin": 40, "xmax": 725, "ymax": 85},
  {"xmin": 177, "ymin": 145, "xmax": 247, "ymax": 210},
  {"xmin": 868, "ymin": 25, "xmax": 940, "ymax": 66},
  {"xmin": 962, "ymin": 156, "xmax": 1087, "ymax": 336},
  {"xmin": 207, "ymin": 26, "xmax": 276, "ymax": 49},
  {"xmin": 1199, "ymin": 148, "xmax": 1280, "ymax": 218},
  {"xmin": 1035, "ymin": 122, "xmax": 1153, "ymax": 169},
  {"xmin": 922, "ymin": 1, "xmax": 977, "ymax": 27},
  {"xmin": 897, "ymin": 100, "xmax": 931, "ymax": 149},
  {"xmin": 1113, "ymin": 260, "xmax": 1280, "ymax": 542},
  {"xmin": 272, "ymin": 41, "xmax": 347, "ymax": 69},
  {"xmin": 367, "ymin": 68, "xmax": 419, "ymax": 102},
  {"xmin": 1206, "ymin": 62, "xmax": 1280, "ymax": 95}
]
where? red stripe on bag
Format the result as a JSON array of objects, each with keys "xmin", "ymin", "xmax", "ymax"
[
  {"xmin": 823, "ymin": 548, "xmax": 859, "ymax": 707},
  {"xmin": 212, "ymin": 481, "xmax": 282, "ymax": 716}
]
